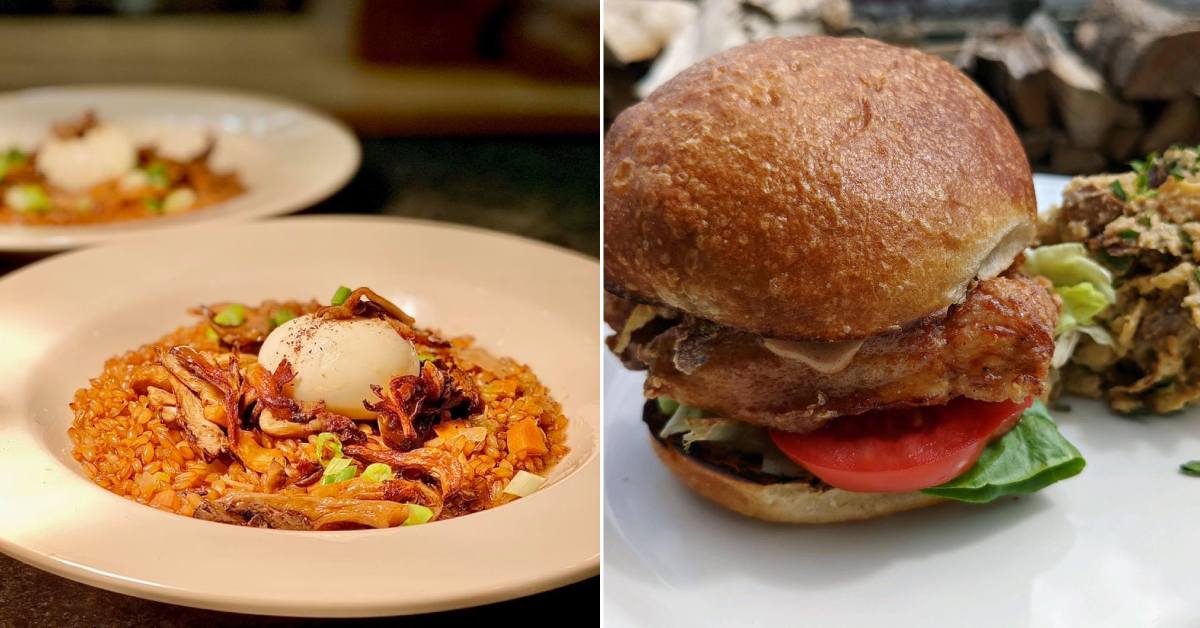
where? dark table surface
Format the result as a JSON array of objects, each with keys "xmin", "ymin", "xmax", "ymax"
[{"xmin": 0, "ymin": 136, "xmax": 600, "ymax": 627}]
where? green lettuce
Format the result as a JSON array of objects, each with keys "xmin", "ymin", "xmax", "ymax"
[
  {"xmin": 1022, "ymin": 243, "xmax": 1116, "ymax": 366},
  {"xmin": 922, "ymin": 400, "xmax": 1085, "ymax": 503}
]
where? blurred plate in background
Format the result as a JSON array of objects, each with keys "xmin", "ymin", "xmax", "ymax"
[{"xmin": 0, "ymin": 85, "xmax": 359, "ymax": 253}]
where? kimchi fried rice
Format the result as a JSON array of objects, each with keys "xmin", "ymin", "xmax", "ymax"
[{"xmin": 68, "ymin": 287, "xmax": 569, "ymax": 530}]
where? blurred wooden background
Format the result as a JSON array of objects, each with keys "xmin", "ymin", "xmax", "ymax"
[{"xmin": 605, "ymin": 0, "xmax": 1200, "ymax": 174}]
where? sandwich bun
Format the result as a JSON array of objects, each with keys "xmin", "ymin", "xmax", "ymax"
[{"xmin": 604, "ymin": 36, "xmax": 1036, "ymax": 340}]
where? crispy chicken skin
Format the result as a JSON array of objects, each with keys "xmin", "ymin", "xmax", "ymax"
[{"xmin": 607, "ymin": 270, "xmax": 1058, "ymax": 433}]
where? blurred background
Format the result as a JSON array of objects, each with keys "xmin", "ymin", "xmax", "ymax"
[
  {"xmin": 0, "ymin": 0, "xmax": 600, "ymax": 255},
  {"xmin": 0, "ymin": 0, "xmax": 599, "ymax": 623},
  {"xmin": 605, "ymin": 0, "xmax": 1200, "ymax": 175}
]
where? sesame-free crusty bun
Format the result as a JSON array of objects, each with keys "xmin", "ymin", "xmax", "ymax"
[
  {"xmin": 604, "ymin": 36, "xmax": 1036, "ymax": 341},
  {"xmin": 649, "ymin": 433, "xmax": 945, "ymax": 523}
]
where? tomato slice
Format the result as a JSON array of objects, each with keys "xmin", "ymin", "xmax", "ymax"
[{"xmin": 769, "ymin": 397, "xmax": 1031, "ymax": 493}]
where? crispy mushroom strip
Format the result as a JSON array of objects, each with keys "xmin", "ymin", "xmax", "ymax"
[
  {"xmin": 51, "ymin": 110, "xmax": 98, "ymax": 139},
  {"xmin": 365, "ymin": 361, "xmax": 482, "ymax": 451},
  {"xmin": 244, "ymin": 359, "xmax": 366, "ymax": 444},
  {"xmin": 316, "ymin": 286, "xmax": 447, "ymax": 347},
  {"xmin": 344, "ymin": 445, "xmax": 465, "ymax": 502},
  {"xmin": 167, "ymin": 346, "xmax": 244, "ymax": 450},
  {"xmin": 158, "ymin": 348, "xmax": 229, "ymax": 460}
]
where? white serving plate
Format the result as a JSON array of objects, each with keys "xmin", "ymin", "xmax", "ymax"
[
  {"xmin": 0, "ymin": 85, "xmax": 359, "ymax": 252},
  {"xmin": 0, "ymin": 217, "xmax": 599, "ymax": 616},
  {"xmin": 603, "ymin": 173, "xmax": 1200, "ymax": 628}
]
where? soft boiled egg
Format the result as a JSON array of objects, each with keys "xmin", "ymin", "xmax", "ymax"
[{"xmin": 257, "ymin": 314, "xmax": 420, "ymax": 419}]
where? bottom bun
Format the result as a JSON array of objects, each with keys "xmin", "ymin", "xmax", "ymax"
[{"xmin": 649, "ymin": 434, "xmax": 946, "ymax": 524}]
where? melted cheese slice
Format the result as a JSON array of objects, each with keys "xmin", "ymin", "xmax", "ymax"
[{"xmin": 761, "ymin": 338, "xmax": 864, "ymax": 374}]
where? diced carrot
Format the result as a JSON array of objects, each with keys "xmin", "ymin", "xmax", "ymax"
[{"xmin": 506, "ymin": 418, "xmax": 548, "ymax": 457}]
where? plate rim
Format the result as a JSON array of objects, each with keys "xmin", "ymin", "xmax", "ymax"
[{"xmin": 0, "ymin": 83, "xmax": 362, "ymax": 253}]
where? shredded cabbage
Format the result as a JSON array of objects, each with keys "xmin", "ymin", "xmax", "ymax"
[
  {"xmin": 1023, "ymin": 243, "xmax": 1117, "ymax": 366},
  {"xmin": 1023, "ymin": 243, "xmax": 1115, "ymax": 302}
]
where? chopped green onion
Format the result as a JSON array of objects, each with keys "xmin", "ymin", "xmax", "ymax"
[
  {"xmin": 417, "ymin": 351, "xmax": 436, "ymax": 362},
  {"xmin": 1170, "ymin": 164, "xmax": 1187, "ymax": 180},
  {"xmin": 502, "ymin": 470, "xmax": 547, "ymax": 497},
  {"xmin": 143, "ymin": 197, "xmax": 164, "ymax": 214},
  {"xmin": 314, "ymin": 432, "xmax": 343, "ymax": 466},
  {"xmin": 212, "ymin": 303, "xmax": 246, "ymax": 327},
  {"xmin": 319, "ymin": 456, "xmax": 356, "ymax": 485},
  {"xmin": 145, "ymin": 161, "xmax": 170, "ymax": 188},
  {"xmin": 0, "ymin": 148, "xmax": 26, "ymax": 181},
  {"xmin": 330, "ymin": 286, "xmax": 352, "ymax": 306},
  {"xmin": 1110, "ymin": 180, "xmax": 1128, "ymax": 201},
  {"xmin": 656, "ymin": 397, "xmax": 680, "ymax": 415},
  {"xmin": 361, "ymin": 463, "xmax": 394, "ymax": 483},
  {"xmin": 1181, "ymin": 460, "xmax": 1200, "ymax": 477},
  {"xmin": 1137, "ymin": 214, "xmax": 1152, "ymax": 227},
  {"xmin": 1118, "ymin": 229, "xmax": 1139, "ymax": 240},
  {"xmin": 1181, "ymin": 229, "xmax": 1194, "ymax": 249},
  {"xmin": 204, "ymin": 326, "xmax": 220, "ymax": 343},
  {"xmin": 5, "ymin": 184, "xmax": 49, "ymax": 213},
  {"xmin": 402, "ymin": 504, "xmax": 434, "ymax": 525},
  {"xmin": 268, "ymin": 309, "xmax": 296, "ymax": 328}
]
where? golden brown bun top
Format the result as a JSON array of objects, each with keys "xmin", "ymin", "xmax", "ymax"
[{"xmin": 604, "ymin": 36, "xmax": 1036, "ymax": 340}]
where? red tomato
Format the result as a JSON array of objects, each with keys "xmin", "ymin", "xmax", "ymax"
[{"xmin": 769, "ymin": 397, "xmax": 1031, "ymax": 493}]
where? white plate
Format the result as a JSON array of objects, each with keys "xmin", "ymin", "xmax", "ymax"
[
  {"xmin": 602, "ymin": 174, "xmax": 1200, "ymax": 628},
  {"xmin": 0, "ymin": 217, "xmax": 599, "ymax": 616},
  {"xmin": 0, "ymin": 85, "xmax": 360, "ymax": 252}
]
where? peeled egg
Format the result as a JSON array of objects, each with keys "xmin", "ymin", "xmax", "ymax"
[
  {"xmin": 257, "ymin": 314, "xmax": 420, "ymax": 419},
  {"xmin": 38, "ymin": 124, "xmax": 136, "ymax": 192}
]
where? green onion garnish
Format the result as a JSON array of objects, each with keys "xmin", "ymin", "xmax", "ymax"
[
  {"xmin": 657, "ymin": 397, "xmax": 680, "ymax": 415},
  {"xmin": 1110, "ymin": 180, "xmax": 1128, "ymax": 201},
  {"xmin": 143, "ymin": 197, "xmax": 164, "ymax": 214},
  {"xmin": 145, "ymin": 161, "xmax": 170, "ymax": 188},
  {"xmin": 314, "ymin": 432, "xmax": 342, "ymax": 467},
  {"xmin": 5, "ymin": 184, "xmax": 49, "ymax": 213},
  {"xmin": 402, "ymin": 504, "xmax": 434, "ymax": 525},
  {"xmin": 319, "ymin": 456, "xmax": 356, "ymax": 485},
  {"xmin": 417, "ymin": 351, "xmax": 436, "ymax": 363},
  {"xmin": 1119, "ymin": 229, "xmax": 1139, "ymax": 240},
  {"xmin": 1180, "ymin": 460, "xmax": 1200, "ymax": 477},
  {"xmin": 361, "ymin": 463, "xmax": 394, "ymax": 483},
  {"xmin": 268, "ymin": 309, "xmax": 296, "ymax": 328},
  {"xmin": 204, "ymin": 326, "xmax": 220, "ymax": 343},
  {"xmin": 330, "ymin": 286, "xmax": 352, "ymax": 306},
  {"xmin": 212, "ymin": 303, "xmax": 246, "ymax": 327}
]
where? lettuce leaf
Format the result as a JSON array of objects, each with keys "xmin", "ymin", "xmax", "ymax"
[
  {"xmin": 922, "ymin": 400, "xmax": 1085, "ymax": 503},
  {"xmin": 1022, "ymin": 243, "xmax": 1115, "ymax": 302},
  {"xmin": 1023, "ymin": 243, "xmax": 1116, "ymax": 366}
]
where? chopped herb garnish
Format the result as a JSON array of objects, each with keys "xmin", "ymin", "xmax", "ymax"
[
  {"xmin": 1118, "ymin": 229, "xmax": 1139, "ymax": 240},
  {"xmin": 213, "ymin": 303, "xmax": 246, "ymax": 326},
  {"xmin": 1137, "ymin": 215, "xmax": 1152, "ymax": 227},
  {"xmin": 1098, "ymin": 250, "xmax": 1133, "ymax": 273},
  {"xmin": 1181, "ymin": 229, "xmax": 1194, "ymax": 249},
  {"xmin": 143, "ymin": 197, "xmax": 164, "ymax": 213},
  {"xmin": 145, "ymin": 161, "xmax": 170, "ymax": 188},
  {"xmin": 204, "ymin": 326, "xmax": 220, "ymax": 343},
  {"xmin": 330, "ymin": 285, "xmax": 352, "ymax": 306},
  {"xmin": 314, "ymin": 432, "xmax": 343, "ymax": 467},
  {"xmin": 361, "ymin": 463, "xmax": 394, "ymax": 483},
  {"xmin": 1110, "ymin": 180, "xmax": 1128, "ymax": 201},
  {"xmin": 268, "ymin": 308, "xmax": 296, "ymax": 328},
  {"xmin": 417, "ymin": 351, "xmax": 436, "ymax": 362},
  {"xmin": 319, "ymin": 456, "xmax": 356, "ymax": 485},
  {"xmin": 1181, "ymin": 461, "xmax": 1200, "ymax": 477},
  {"xmin": 1193, "ymin": 268, "xmax": 1200, "ymax": 284},
  {"xmin": 1170, "ymin": 164, "xmax": 1187, "ymax": 180}
]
